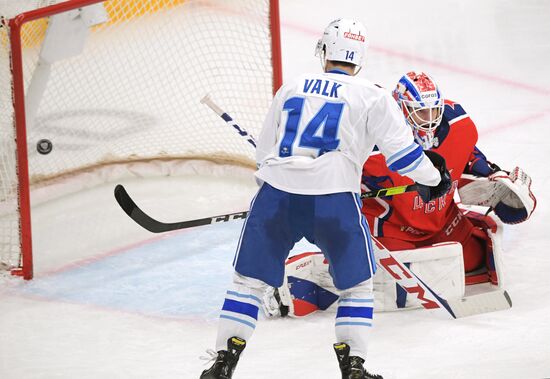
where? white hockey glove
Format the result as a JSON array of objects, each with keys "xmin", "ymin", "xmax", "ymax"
[
  {"xmin": 261, "ymin": 283, "xmax": 292, "ymax": 318},
  {"xmin": 458, "ymin": 167, "xmax": 536, "ymax": 224}
]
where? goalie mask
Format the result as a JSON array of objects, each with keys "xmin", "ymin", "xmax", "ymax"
[
  {"xmin": 315, "ymin": 18, "xmax": 367, "ymax": 74},
  {"xmin": 393, "ymin": 71, "xmax": 444, "ymax": 149}
]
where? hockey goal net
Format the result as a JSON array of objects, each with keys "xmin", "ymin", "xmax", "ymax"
[{"xmin": 0, "ymin": 0, "xmax": 282, "ymax": 279}]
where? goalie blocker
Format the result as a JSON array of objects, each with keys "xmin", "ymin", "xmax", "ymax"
[{"xmin": 263, "ymin": 208, "xmax": 505, "ymax": 317}]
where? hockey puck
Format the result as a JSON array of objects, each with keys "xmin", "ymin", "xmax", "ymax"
[{"xmin": 37, "ymin": 139, "xmax": 53, "ymax": 155}]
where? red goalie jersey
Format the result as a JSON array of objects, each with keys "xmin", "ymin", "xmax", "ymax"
[{"xmin": 361, "ymin": 99, "xmax": 487, "ymax": 272}]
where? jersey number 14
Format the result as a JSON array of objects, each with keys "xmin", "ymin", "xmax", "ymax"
[{"xmin": 279, "ymin": 97, "xmax": 344, "ymax": 158}]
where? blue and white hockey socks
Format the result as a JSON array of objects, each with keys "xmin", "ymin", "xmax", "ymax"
[
  {"xmin": 215, "ymin": 273, "xmax": 265, "ymax": 351},
  {"xmin": 335, "ymin": 278, "xmax": 374, "ymax": 359}
]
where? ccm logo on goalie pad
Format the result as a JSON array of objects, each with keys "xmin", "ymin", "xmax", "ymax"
[{"xmin": 379, "ymin": 256, "xmax": 440, "ymax": 310}]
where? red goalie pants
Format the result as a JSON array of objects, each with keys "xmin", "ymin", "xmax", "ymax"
[{"xmin": 377, "ymin": 206, "xmax": 486, "ymax": 273}]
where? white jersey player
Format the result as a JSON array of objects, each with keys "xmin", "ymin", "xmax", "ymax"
[
  {"xmin": 200, "ymin": 18, "xmax": 451, "ymax": 379},
  {"xmin": 255, "ymin": 64, "xmax": 441, "ymax": 195}
]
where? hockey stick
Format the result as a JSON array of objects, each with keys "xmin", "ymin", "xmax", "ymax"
[
  {"xmin": 114, "ymin": 183, "xmax": 417, "ymax": 234},
  {"xmin": 360, "ymin": 184, "xmax": 417, "ymax": 199},
  {"xmin": 114, "ymin": 185, "xmax": 248, "ymax": 233},
  {"xmin": 201, "ymin": 95, "xmax": 257, "ymax": 148},
  {"xmin": 446, "ymin": 287, "xmax": 512, "ymax": 318}
]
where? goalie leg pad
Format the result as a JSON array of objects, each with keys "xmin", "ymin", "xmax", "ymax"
[
  {"xmin": 287, "ymin": 275, "xmax": 339, "ymax": 316},
  {"xmin": 262, "ymin": 252, "xmax": 340, "ymax": 318},
  {"xmin": 267, "ymin": 244, "xmax": 467, "ymax": 315},
  {"xmin": 373, "ymin": 242, "xmax": 465, "ymax": 311}
]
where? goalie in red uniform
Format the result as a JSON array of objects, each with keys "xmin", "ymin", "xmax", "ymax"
[{"xmin": 263, "ymin": 71, "xmax": 537, "ymax": 317}]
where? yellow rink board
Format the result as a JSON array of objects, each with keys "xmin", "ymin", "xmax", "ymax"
[{"xmin": 11, "ymin": 0, "xmax": 187, "ymax": 49}]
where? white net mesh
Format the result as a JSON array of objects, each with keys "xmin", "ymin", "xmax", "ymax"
[{"xmin": 0, "ymin": 0, "xmax": 277, "ymax": 276}]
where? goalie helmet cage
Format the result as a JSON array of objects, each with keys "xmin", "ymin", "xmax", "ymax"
[{"xmin": 0, "ymin": 0, "xmax": 282, "ymax": 279}]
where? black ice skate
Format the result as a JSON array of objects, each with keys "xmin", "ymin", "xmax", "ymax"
[
  {"xmin": 333, "ymin": 343, "xmax": 383, "ymax": 379},
  {"xmin": 200, "ymin": 337, "xmax": 246, "ymax": 379}
]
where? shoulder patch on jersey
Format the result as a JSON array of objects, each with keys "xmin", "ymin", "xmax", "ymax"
[
  {"xmin": 444, "ymin": 99, "xmax": 457, "ymax": 108},
  {"xmin": 443, "ymin": 100, "xmax": 467, "ymax": 124}
]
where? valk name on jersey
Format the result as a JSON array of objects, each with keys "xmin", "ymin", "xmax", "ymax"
[{"xmin": 303, "ymin": 79, "xmax": 342, "ymax": 98}]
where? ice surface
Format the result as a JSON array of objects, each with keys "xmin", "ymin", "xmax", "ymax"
[{"xmin": 1, "ymin": 0, "xmax": 550, "ymax": 378}]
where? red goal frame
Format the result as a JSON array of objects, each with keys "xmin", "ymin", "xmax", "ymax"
[{"xmin": 7, "ymin": 0, "xmax": 283, "ymax": 280}]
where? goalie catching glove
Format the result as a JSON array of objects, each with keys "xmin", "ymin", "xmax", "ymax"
[{"xmin": 459, "ymin": 167, "xmax": 536, "ymax": 224}]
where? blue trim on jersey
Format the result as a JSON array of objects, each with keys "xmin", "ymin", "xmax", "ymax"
[
  {"xmin": 221, "ymin": 113, "xmax": 232, "ymax": 122},
  {"xmin": 327, "ymin": 69, "xmax": 350, "ymax": 75},
  {"xmin": 387, "ymin": 143, "xmax": 423, "ymax": 172},
  {"xmin": 386, "ymin": 142, "xmax": 419, "ymax": 167},
  {"xmin": 336, "ymin": 306, "xmax": 374, "ymax": 319},
  {"xmin": 222, "ymin": 299, "xmax": 259, "ymax": 320},
  {"xmin": 219, "ymin": 315, "xmax": 256, "ymax": 329},
  {"xmin": 397, "ymin": 152, "xmax": 425, "ymax": 175},
  {"xmin": 226, "ymin": 291, "xmax": 261, "ymax": 305},
  {"xmin": 335, "ymin": 321, "xmax": 372, "ymax": 327},
  {"xmin": 354, "ymin": 194, "xmax": 376, "ymax": 275}
]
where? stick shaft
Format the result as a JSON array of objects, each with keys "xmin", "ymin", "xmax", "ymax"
[{"xmin": 201, "ymin": 95, "xmax": 256, "ymax": 147}]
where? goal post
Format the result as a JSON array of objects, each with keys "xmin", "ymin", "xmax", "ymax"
[{"xmin": 0, "ymin": 0, "xmax": 282, "ymax": 279}]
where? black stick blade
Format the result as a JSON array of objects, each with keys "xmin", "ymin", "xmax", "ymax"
[
  {"xmin": 114, "ymin": 184, "xmax": 171, "ymax": 233},
  {"xmin": 114, "ymin": 184, "xmax": 249, "ymax": 233}
]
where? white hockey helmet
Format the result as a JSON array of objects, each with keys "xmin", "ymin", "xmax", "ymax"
[{"xmin": 315, "ymin": 18, "xmax": 367, "ymax": 74}]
